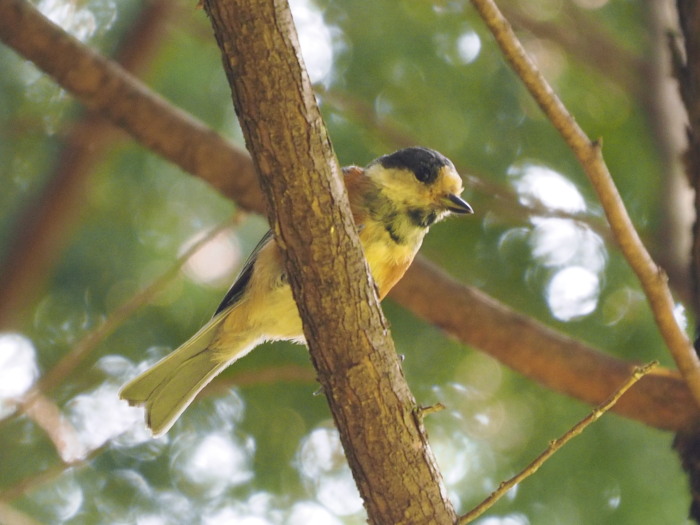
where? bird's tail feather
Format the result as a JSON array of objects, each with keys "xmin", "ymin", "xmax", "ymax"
[{"xmin": 120, "ymin": 315, "xmax": 248, "ymax": 436}]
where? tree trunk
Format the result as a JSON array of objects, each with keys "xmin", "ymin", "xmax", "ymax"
[{"xmin": 203, "ymin": 0, "xmax": 457, "ymax": 523}]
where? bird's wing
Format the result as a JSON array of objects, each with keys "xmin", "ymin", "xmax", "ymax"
[
  {"xmin": 214, "ymin": 166, "xmax": 366, "ymax": 316},
  {"xmin": 343, "ymin": 165, "xmax": 372, "ymax": 227},
  {"xmin": 213, "ymin": 229, "xmax": 274, "ymax": 316}
]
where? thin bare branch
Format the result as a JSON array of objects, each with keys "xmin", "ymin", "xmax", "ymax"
[
  {"xmin": 458, "ymin": 361, "xmax": 659, "ymax": 524},
  {"xmin": 470, "ymin": 0, "xmax": 700, "ymax": 405},
  {"xmin": 20, "ymin": 393, "xmax": 85, "ymax": 463}
]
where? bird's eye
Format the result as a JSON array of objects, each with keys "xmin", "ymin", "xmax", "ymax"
[{"xmin": 412, "ymin": 164, "xmax": 437, "ymax": 184}]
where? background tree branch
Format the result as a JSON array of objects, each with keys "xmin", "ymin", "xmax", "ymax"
[
  {"xmin": 677, "ymin": 0, "xmax": 700, "ymax": 321},
  {"xmin": 670, "ymin": 0, "xmax": 700, "ymax": 520},
  {"xmin": 395, "ymin": 258, "xmax": 699, "ymax": 432},
  {"xmin": 0, "ymin": 0, "xmax": 173, "ymax": 329},
  {"xmin": 0, "ymin": 0, "xmax": 264, "ymax": 248}
]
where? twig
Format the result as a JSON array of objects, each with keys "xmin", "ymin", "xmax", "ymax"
[
  {"xmin": 458, "ymin": 360, "xmax": 659, "ymax": 524},
  {"xmin": 416, "ymin": 402, "xmax": 447, "ymax": 419},
  {"xmin": 20, "ymin": 392, "xmax": 85, "ymax": 463},
  {"xmin": 470, "ymin": 0, "xmax": 700, "ymax": 406}
]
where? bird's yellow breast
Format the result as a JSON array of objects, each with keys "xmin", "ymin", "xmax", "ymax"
[{"xmin": 359, "ymin": 218, "xmax": 424, "ymax": 299}]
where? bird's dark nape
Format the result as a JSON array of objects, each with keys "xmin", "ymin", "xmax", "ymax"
[{"xmin": 376, "ymin": 146, "xmax": 453, "ymax": 184}]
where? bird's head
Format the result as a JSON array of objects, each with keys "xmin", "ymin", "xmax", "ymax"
[{"xmin": 365, "ymin": 147, "xmax": 473, "ymax": 228}]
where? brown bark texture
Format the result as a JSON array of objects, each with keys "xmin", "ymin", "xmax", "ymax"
[
  {"xmin": 673, "ymin": 0, "xmax": 700, "ymax": 521},
  {"xmin": 202, "ymin": 0, "xmax": 456, "ymax": 523},
  {"xmin": 677, "ymin": 0, "xmax": 700, "ymax": 320}
]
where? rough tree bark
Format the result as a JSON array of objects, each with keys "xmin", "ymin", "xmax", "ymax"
[
  {"xmin": 676, "ymin": 0, "xmax": 700, "ymax": 321},
  {"xmin": 202, "ymin": 0, "xmax": 455, "ymax": 523},
  {"xmin": 673, "ymin": 1, "xmax": 700, "ymax": 521}
]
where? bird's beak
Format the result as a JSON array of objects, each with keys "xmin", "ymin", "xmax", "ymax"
[{"xmin": 443, "ymin": 194, "xmax": 473, "ymax": 214}]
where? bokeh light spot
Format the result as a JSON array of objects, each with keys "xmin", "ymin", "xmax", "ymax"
[
  {"xmin": 171, "ymin": 431, "xmax": 254, "ymax": 498},
  {"xmin": 290, "ymin": 0, "xmax": 335, "ymax": 83},
  {"xmin": 66, "ymin": 382, "xmax": 146, "ymax": 452},
  {"xmin": 457, "ymin": 31, "xmax": 482, "ymax": 64},
  {"xmin": 0, "ymin": 333, "xmax": 38, "ymax": 403},
  {"xmin": 509, "ymin": 163, "xmax": 586, "ymax": 213},
  {"xmin": 181, "ymin": 229, "xmax": 241, "ymax": 287},
  {"xmin": 546, "ymin": 266, "xmax": 600, "ymax": 321},
  {"xmin": 297, "ymin": 426, "xmax": 363, "ymax": 516}
]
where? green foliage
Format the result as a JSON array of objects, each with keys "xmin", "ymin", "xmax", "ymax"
[{"xmin": 0, "ymin": 0, "xmax": 691, "ymax": 523}]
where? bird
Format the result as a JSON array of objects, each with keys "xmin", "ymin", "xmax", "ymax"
[{"xmin": 119, "ymin": 146, "xmax": 473, "ymax": 436}]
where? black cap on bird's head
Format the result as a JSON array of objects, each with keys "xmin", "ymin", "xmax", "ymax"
[
  {"xmin": 377, "ymin": 146, "xmax": 454, "ymax": 185},
  {"xmin": 368, "ymin": 147, "xmax": 473, "ymax": 216}
]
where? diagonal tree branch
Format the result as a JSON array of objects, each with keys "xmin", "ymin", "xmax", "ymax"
[
  {"xmin": 393, "ymin": 258, "xmax": 699, "ymax": 432},
  {"xmin": 470, "ymin": 0, "xmax": 700, "ymax": 406},
  {"xmin": 202, "ymin": 1, "xmax": 454, "ymax": 523},
  {"xmin": 1, "ymin": 0, "xmax": 699, "ymax": 434},
  {"xmin": 0, "ymin": 0, "xmax": 264, "ymax": 218}
]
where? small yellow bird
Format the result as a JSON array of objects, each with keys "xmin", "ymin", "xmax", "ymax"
[{"xmin": 120, "ymin": 147, "xmax": 473, "ymax": 436}]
